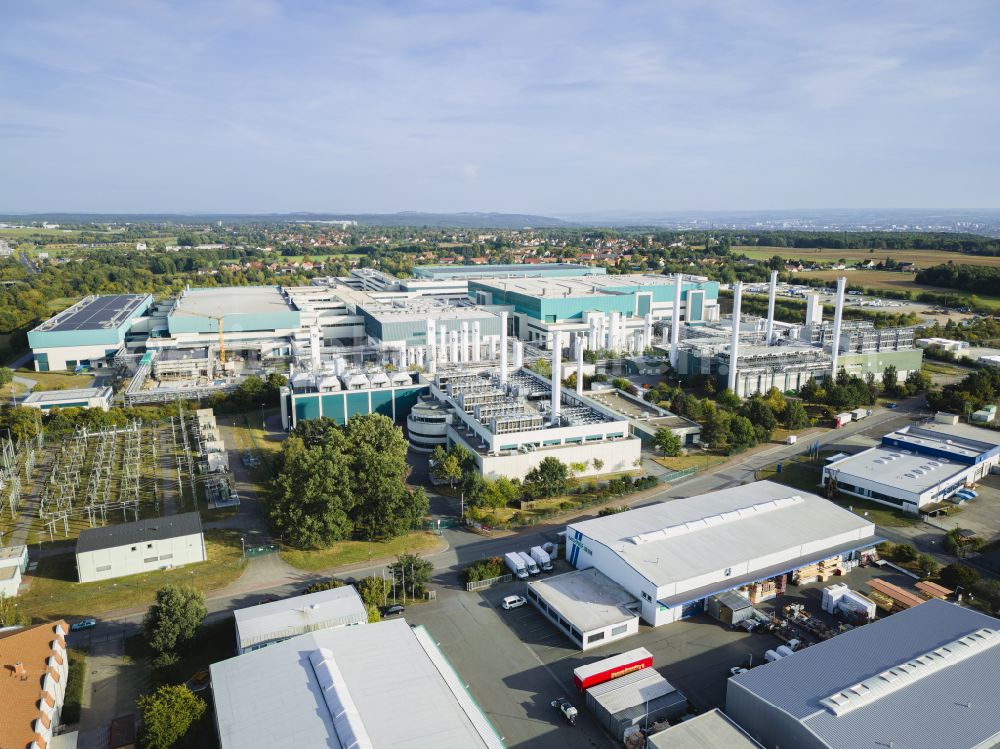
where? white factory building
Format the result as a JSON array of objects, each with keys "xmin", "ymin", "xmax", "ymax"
[
  {"xmin": 565, "ymin": 482, "xmax": 876, "ymax": 627},
  {"xmin": 823, "ymin": 420, "xmax": 1000, "ymax": 513},
  {"xmin": 431, "ymin": 325, "xmax": 642, "ymax": 479},
  {"xmin": 211, "ymin": 618, "xmax": 505, "ymax": 749},
  {"xmin": 674, "ymin": 273, "xmax": 921, "ymax": 397},
  {"xmin": 233, "ymin": 586, "xmax": 368, "ymax": 654},
  {"xmin": 75, "ymin": 512, "xmax": 206, "ymax": 583}
]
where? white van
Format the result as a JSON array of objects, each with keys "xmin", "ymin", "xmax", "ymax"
[{"xmin": 502, "ymin": 595, "xmax": 527, "ymax": 610}]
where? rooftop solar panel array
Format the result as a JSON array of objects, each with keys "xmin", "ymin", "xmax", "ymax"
[{"xmin": 38, "ymin": 295, "xmax": 148, "ymax": 332}]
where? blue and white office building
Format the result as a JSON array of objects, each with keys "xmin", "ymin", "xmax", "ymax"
[{"xmin": 822, "ymin": 421, "xmax": 1000, "ymax": 514}]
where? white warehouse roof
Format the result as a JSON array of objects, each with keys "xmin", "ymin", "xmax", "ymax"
[
  {"xmin": 825, "ymin": 448, "xmax": 970, "ymax": 494},
  {"xmin": 568, "ymin": 482, "xmax": 875, "ymax": 602},
  {"xmin": 211, "ymin": 618, "xmax": 505, "ymax": 749},
  {"xmin": 234, "ymin": 586, "xmax": 368, "ymax": 651}
]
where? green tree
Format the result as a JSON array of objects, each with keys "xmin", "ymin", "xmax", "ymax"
[
  {"xmin": 356, "ymin": 576, "xmax": 390, "ymax": 609},
  {"xmin": 143, "ymin": 585, "xmax": 207, "ymax": 655},
  {"xmin": 137, "ymin": 685, "xmax": 206, "ymax": 749},
  {"xmin": 916, "ymin": 553, "xmax": 940, "ymax": 578},
  {"xmin": 0, "ymin": 405, "xmax": 39, "ymax": 443},
  {"xmin": 892, "ymin": 543, "xmax": 918, "ymax": 563},
  {"xmin": 940, "ymin": 563, "xmax": 980, "ymax": 591},
  {"xmin": 347, "ymin": 415, "xmax": 428, "ymax": 541},
  {"xmin": 730, "ymin": 415, "xmax": 757, "ymax": 449},
  {"xmin": 304, "ymin": 578, "xmax": 345, "ymax": 594},
  {"xmin": 389, "ymin": 553, "xmax": 434, "ymax": 599},
  {"xmin": 717, "ymin": 388, "xmax": 741, "ymax": 410},
  {"xmin": 592, "ymin": 458, "xmax": 605, "ymax": 472},
  {"xmin": 703, "ymin": 409, "xmax": 732, "ymax": 450},
  {"xmin": 653, "ymin": 428, "xmax": 682, "ymax": 456},
  {"xmin": 882, "ymin": 364, "xmax": 898, "ymax": 393},
  {"xmin": 432, "ymin": 451, "xmax": 464, "ymax": 487},
  {"xmin": 523, "ymin": 457, "xmax": 569, "ymax": 499},
  {"xmin": 744, "ymin": 397, "xmax": 777, "ymax": 442},
  {"xmin": 0, "ymin": 594, "xmax": 27, "ymax": 627},
  {"xmin": 784, "ymin": 400, "xmax": 810, "ymax": 430},
  {"xmin": 0, "ymin": 368, "xmax": 12, "ymax": 388},
  {"xmin": 269, "ymin": 435, "xmax": 356, "ymax": 548}
]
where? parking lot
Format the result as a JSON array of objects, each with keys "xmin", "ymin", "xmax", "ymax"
[
  {"xmin": 405, "ymin": 559, "xmax": 935, "ymax": 748},
  {"xmin": 932, "ymin": 473, "xmax": 1000, "ymax": 543}
]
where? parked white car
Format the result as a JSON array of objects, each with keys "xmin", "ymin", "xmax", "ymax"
[{"xmin": 502, "ymin": 595, "xmax": 527, "ymax": 610}]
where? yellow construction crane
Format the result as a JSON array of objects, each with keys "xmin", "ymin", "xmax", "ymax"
[{"xmin": 175, "ymin": 308, "xmax": 227, "ymax": 365}]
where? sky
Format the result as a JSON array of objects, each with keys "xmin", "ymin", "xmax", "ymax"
[{"xmin": 1, "ymin": 0, "xmax": 998, "ymax": 215}]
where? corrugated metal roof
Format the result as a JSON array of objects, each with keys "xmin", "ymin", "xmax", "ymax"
[
  {"xmin": 588, "ymin": 669, "xmax": 679, "ymax": 714},
  {"xmin": 568, "ymin": 482, "xmax": 874, "ymax": 590},
  {"xmin": 729, "ymin": 600, "xmax": 1000, "ymax": 749},
  {"xmin": 648, "ymin": 709, "xmax": 763, "ymax": 749},
  {"xmin": 211, "ymin": 619, "xmax": 504, "ymax": 749}
]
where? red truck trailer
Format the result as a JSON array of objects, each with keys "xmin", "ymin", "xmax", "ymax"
[{"xmin": 573, "ymin": 648, "xmax": 653, "ymax": 690}]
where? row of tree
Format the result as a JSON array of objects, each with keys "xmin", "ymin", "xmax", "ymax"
[
  {"xmin": 916, "ymin": 263, "xmax": 1000, "ymax": 296},
  {"xmin": 927, "ymin": 366, "xmax": 1000, "ymax": 416}
]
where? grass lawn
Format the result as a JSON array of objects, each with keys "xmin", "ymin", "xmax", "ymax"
[
  {"xmin": 757, "ymin": 459, "xmax": 920, "ymax": 527},
  {"xmin": 0, "ymin": 380, "xmax": 27, "ymax": 398},
  {"xmin": 18, "ymin": 529, "xmax": 246, "ymax": 621},
  {"xmin": 922, "ymin": 360, "xmax": 970, "ymax": 376},
  {"xmin": 279, "ymin": 531, "xmax": 441, "ymax": 572},
  {"xmin": 654, "ymin": 453, "xmax": 728, "ymax": 472},
  {"xmin": 62, "ymin": 648, "xmax": 87, "ymax": 724},
  {"xmin": 17, "ymin": 370, "xmax": 95, "ymax": 391}
]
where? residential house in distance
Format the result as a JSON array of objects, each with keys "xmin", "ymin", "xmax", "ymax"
[
  {"xmin": 233, "ymin": 586, "xmax": 368, "ymax": 654},
  {"xmin": 0, "ymin": 620, "xmax": 75, "ymax": 749},
  {"xmin": 75, "ymin": 512, "xmax": 206, "ymax": 583}
]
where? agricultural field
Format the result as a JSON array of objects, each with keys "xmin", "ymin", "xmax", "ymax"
[
  {"xmin": 735, "ymin": 245, "xmax": 1000, "ymax": 268},
  {"xmin": 787, "ymin": 269, "xmax": 1000, "ymax": 311}
]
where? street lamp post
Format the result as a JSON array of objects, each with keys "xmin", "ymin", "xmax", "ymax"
[
  {"xmin": 240, "ymin": 537, "xmax": 245, "ymax": 558},
  {"xmin": 261, "ymin": 403, "xmax": 266, "ymax": 430}
]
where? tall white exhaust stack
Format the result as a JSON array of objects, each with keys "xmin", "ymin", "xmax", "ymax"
[
  {"xmin": 439, "ymin": 326, "xmax": 448, "ymax": 363},
  {"xmin": 399, "ymin": 344, "xmax": 408, "ymax": 369},
  {"xmin": 513, "ymin": 340, "xmax": 524, "ymax": 368},
  {"xmin": 310, "ymin": 325, "xmax": 322, "ymax": 371},
  {"xmin": 765, "ymin": 270, "xmax": 778, "ymax": 345},
  {"xmin": 450, "ymin": 330, "xmax": 459, "ymax": 365},
  {"xmin": 489, "ymin": 335, "xmax": 497, "ymax": 360},
  {"xmin": 670, "ymin": 272, "xmax": 683, "ymax": 368},
  {"xmin": 551, "ymin": 331, "xmax": 562, "ymax": 425},
  {"xmin": 805, "ymin": 294, "xmax": 823, "ymax": 328},
  {"xmin": 575, "ymin": 333, "xmax": 585, "ymax": 395},
  {"xmin": 426, "ymin": 319, "xmax": 436, "ymax": 374},
  {"xmin": 499, "ymin": 311, "xmax": 508, "ymax": 385},
  {"xmin": 460, "ymin": 322, "xmax": 469, "ymax": 363},
  {"xmin": 830, "ymin": 276, "xmax": 846, "ymax": 380},
  {"xmin": 472, "ymin": 322, "xmax": 481, "ymax": 362},
  {"xmin": 643, "ymin": 313, "xmax": 653, "ymax": 352},
  {"xmin": 728, "ymin": 281, "xmax": 743, "ymax": 394}
]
